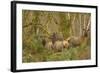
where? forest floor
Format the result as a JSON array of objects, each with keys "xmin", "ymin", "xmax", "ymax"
[{"xmin": 22, "ymin": 45, "xmax": 91, "ymax": 63}]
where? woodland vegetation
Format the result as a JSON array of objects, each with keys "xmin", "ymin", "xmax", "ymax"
[{"xmin": 22, "ymin": 10, "xmax": 91, "ymax": 63}]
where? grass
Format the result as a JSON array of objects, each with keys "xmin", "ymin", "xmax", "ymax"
[{"xmin": 22, "ymin": 39, "xmax": 91, "ymax": 63}]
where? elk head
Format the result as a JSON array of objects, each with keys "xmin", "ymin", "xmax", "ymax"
[{"xmin": 82, "ymin": 17, "xmax": 90, "ymax": 38}]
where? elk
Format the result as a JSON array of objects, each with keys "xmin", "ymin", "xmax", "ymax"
[
  {"xmin": 42, "ymin": 33, "xmax": 69, "ymax": 52},
  {"xmin": 50, "ymin": 32, "xmax": 63, "ymax": 44},
  {"xmin": 51, "ymin": 40, "xmax": 69, "ymax": 52},
  {"xmin": 50, "ymin": 32, "xmax": 69, "ymax": 51},
  {"xmin": 45, "ymin": 41, "xmax": 53, "ymax": 50},
  {"xmin": 53, "ymin": 40, "xmax": 63, "ymax": 52},
  {"xmin": 42, "ymin": 38, "xmax": 53, "ymax": 50},
  {"xmin": 67, "ymin": 36, "xmax": 83, "ymax": 47},
  {"xmin": 68, "ymin": 14, "xmax": 90, "ymax": 48}
]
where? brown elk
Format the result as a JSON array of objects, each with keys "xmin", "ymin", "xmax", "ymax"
[
  {"xmin": 52, "ymin": 39, "xmax": 69, "ymax": 52},
  {"xmin": 45, "ymin": 41, "xmax": 53, "ymax": 50},
  {"xmin": 50, "ymin": 32, "xmax": 69, "ymax": 51},
  {"xmin": 68, "ymin": 16, "xmax": 90, "ymax": 48},
  {"xmin": 42, "ymin": 38, "xmax": 53, "ymax": 50},
  {"xmin": 53, "ymin": 40, "xmax": 63, "ymax": 52},
  {"xmin": 42, "ymin": 33, "xmax": 69, "ymax": 52}
]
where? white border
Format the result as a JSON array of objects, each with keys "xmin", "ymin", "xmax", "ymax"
[{"xmin": 16, "ymin": 3, "xmax": 96, "ymax": 70}]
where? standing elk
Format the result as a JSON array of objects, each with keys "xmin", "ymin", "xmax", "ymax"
[
  {"xmin": 50, "ymin": 39, "xmax": 69, "ymax": 52},
  {"xmin": 42, "ymin": 33, "xmax": 70, "ymax": 52},
  {"xmin": 50, "ymin": 32, "xmax": 69, "ymax": 51},
  {"xmin": 67, "ymin": 36, "xmax": 83, "ymax": 47},
  {"xmin": 67, "ymin": 18, "xmax": 90, "ymax": 48},
  {"xmin": 45, "ymin": 41, "xmax": 53, "ymax": 50},
  {"xmin": 42, "ymin": 38, "xmax": 53, "ymax": 50},
  {"xmin": 53, "ymin": 40, "xmax": 63, "ymax": 52}
]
